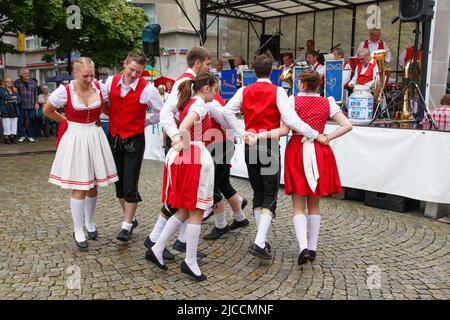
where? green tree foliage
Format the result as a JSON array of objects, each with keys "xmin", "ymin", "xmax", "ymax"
[{"xmin": 0, "ymin": 0, "xmax": 147, "ymax": 69}]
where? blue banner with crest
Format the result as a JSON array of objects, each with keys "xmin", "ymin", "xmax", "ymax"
[{"xmin": 324, "ymin": 59, "xmax": 344, "ymax": 103}]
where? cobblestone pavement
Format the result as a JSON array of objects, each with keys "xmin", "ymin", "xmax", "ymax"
[{"xmin": 0, "ymin": 147, "xmax": 449, "ymax": 300}]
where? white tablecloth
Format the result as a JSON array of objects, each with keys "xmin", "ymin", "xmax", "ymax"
[{"xmin": 144, "ymin": 122, "xmax": 450, "ymax": 204}]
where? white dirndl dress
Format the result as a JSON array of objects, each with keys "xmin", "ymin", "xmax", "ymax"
[{"xmin": 48, "ymin": 81, "xmax": 118, "ymax": 190}]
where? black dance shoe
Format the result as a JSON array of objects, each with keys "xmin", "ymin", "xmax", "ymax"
[
  {"xmin": 116, "ymin": 229, "xmax": 131, "ymax": 242},
  {"xmin": 145, "ymin": 248, "xmax": 168, "ymax": 270},
  {"xmin": 180, "ymin": 261, "xmax": 207, "ymax": 282},
  {"xmin": 249, "ymin": 243, "xmax": 271, "ymax": 260},
  {"xmin": 73, "ymin": 233, "xmax": 88, "ymax": 251},
  {"xmin": 203, "ymin": 225, "xmax": 230, "ymax": 240},
  {"xmin": 131, "ymin": 219, "xmax": 138, "ymax": 233},
  {"xmin": 265, "ymin": 241, "xmax": 272, "ymax": 253},
  {"xmin": 144, "ymin": 237, "xmax": 175, "ymax": 261},
  {"xmin": 298, "ymin": 248, "xmax": 311, "ymax": 265},
  {"xmin": 230, "ymin": 218, "xmax": 249, "ymax": 230},
  {"xmin": 172, "ymin": 240, "xmax": 207, "ymax": 259},
  {"xmin": 87, "ymin": 230, "xmax": 97, "ymax": 240},
  {"xmin": 161, "ymin": 204, "xmax": 178, "ymax": 218},
  {"xmin": 240, "ymin": 197, "xmax": 248, "ymax": 210},
  {"xmin": 309, "ymin": 250, "xmax": 316, "ymax": 262}
]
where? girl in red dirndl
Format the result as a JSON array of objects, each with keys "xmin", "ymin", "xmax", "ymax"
[
  {"xmin": 248, "ymin": 70, "xmax": 352, "ymax": 265},
  {"xmin": 146, "ymin": 73, "xmax": 216, "ymax": 281}
]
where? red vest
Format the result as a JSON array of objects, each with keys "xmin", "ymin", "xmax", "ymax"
[
  {"xmin": 109, "ymin": 74, "xmax": 148, "ymax": 139},
  {"xmin": 356, "ymin": 61, "xmax": 377, "ymax": 85},
  {"xmin": 242, "ymin": 81, "xmax": 280, "ymax": 132},
  {"xmin": 405, "ymin": 47, "xmax": 423, "ymax": 64},
  {"xmin": 209, "ymin": 95, "xmax": 226, "ymax": 143},
  {"xmin": 363, "ymin": 40, "xmax": 385, "ymax": 50}
]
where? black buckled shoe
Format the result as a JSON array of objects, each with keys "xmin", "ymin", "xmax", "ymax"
[
  {"xmin": 298, "ymin": 248, "xmax": 311, "ymax": 265},
  {"xmin": 87, "ymin": 230, "xmax": 97, "ymax": 240},
  {"xmin": 144, "ymin": 237, "xmax": 175, "ymax": 261},
  {"xmin": 240, "ymin": 197, "xmax": 248, "ymax": 210},
  {"xmin": 130, "ymin": 219, "xmax": 138, "ymax": 234},
  {"xmin": 145, "ymin": 248, "xmax": 168, "ymax": 270},
  {"xmin": 180, "ymin": 261, "xmax": 207, "ymax": 282},
  {"xmin": 203, "ymin": 225, "xmax": 230, "ymax": 240},
  {"xmin": 172, "ymin": 240, "xmax": 207, "ymax": 259},
  {"xmin": 249, "ymin": 243, "xmax": 271, "ymax": 260},
  {"xmin": 73, "ymin": 233, "xmax": 88, "ymax": 251},
  {"xmin": 265, "ymin": 241, "xmax": 272, "ymax": 253},
  {"xmin": 161, "ymin": 204, "xmax": 178, "ymax": 218},
  {"xmin": 309, "ymin": 250, "xmax": 316, "ymax": 262},
  {"xmin": 230, "ymin": 218, "xmax": 249, "ymax": 230},
  {"xmin": 116, "ymin": 229, "xmax": 131, "ymax": 242}
]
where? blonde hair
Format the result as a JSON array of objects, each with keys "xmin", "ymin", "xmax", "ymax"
[{"xmin": 73, "ymin": 57, "xmax": 95, "ymax": 73}]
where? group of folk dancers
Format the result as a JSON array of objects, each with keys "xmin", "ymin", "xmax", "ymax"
[{"xmin": 44, "ymin": 47, "xmax": 352, "ymax": 282}]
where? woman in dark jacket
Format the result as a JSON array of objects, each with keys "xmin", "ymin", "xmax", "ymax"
[{"xmin": 0, "ymin": 78, "xmax": 21, "ymax": 144}]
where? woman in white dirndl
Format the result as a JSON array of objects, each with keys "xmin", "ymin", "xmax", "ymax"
[{"xmin": 43, "ymin": 57, "xmax": 118, "ymax": 250}]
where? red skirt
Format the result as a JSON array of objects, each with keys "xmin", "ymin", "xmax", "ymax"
[
  {"xmin": 284, "ymin": 135, "xmax": 342, "ymax": 197},
  {"xmin": 162, "ymin": 142, "xmax": 214, "ymax": 211}
]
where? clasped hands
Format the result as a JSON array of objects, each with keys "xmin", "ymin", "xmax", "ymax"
[{"xmin": 243, "ymin": 132, "xmax": 330, "ymax": 145}]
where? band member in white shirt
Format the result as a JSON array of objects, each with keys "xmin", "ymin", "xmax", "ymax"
[
  {"xmin": 358, "ymin": 28, "xmax": 391, "ymax": 63},
  {"xmin": 332, "ymin": 47, "xmax": 352, "ymax": 86},
  {"xmin": 348, "ymin": 48, "xmax": 379, "ymax": 89},
  {"xmin": 280, "ymin": 52, "xmax": 295, "ymax": 95}
]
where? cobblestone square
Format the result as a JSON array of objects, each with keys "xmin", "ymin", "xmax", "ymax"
[{"xmin": 0, "ymin": 140, "xmax": 449, "ymax": 300}]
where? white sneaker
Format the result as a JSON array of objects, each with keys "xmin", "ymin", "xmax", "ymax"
[
  {"xmin": 18, "ymin": 137, "xmax": 26, "ymax": 143},
  {"xmin": 28, "ymin": 137, "xmax": 36, "ymax": 143}
]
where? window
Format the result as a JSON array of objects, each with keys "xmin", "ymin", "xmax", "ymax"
[
  {"xmin": 25, "ymin": 35, "xmax": 38, "ymax": 50},
  {"xmin": 137, "ymin": 3, "xmax": 156, "ymax": 25}
]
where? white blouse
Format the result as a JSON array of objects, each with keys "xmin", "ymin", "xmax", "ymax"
[
  {"xmin": 290, "ymin": 92, "xmax": 342, "ymax": 118},
  {"xmin": 49, "ymin": 80, "xmax": 108, "ymax": 110}
]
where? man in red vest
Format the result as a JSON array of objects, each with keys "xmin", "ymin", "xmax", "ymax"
[
  {"xmin": 399, "ymin": 45, "xmax": 423, "ymax": 68},
  {"xmin": 358, "ymin": 28, "xmax": 391, "ymax": 63},
  {"xmin": 104, "ymin": 51, "xmax": 164, "ymax": 242},
  {"xmin": 348, "ymin": 48, "xmax": 379, "ymax": 89},
  {"xmin": 223, "ymin": 54, "xmax": 325, "ymax": 260}
]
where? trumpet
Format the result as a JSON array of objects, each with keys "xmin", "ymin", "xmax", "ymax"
[{"xmin": 280, "ymin": 67, "xmax": 294, "ymax": 87}]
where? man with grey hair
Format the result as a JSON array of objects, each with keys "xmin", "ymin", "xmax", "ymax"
[
  {"xmin": 348, "ymin": 48, "xmax": 379, "ymax": 89},
  {"xmin": 358, "ymin": 28, "xmax": 391, "ymax": 63},
  {"xmin": 14, "ymin": 68, "xmax": 39, "ymax": 142}
]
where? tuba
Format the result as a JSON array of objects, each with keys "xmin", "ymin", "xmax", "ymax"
[
  {"xmin": 280, "ymin": 67, "xmax": 294, "ymax": 87},
  {"xmin": 401, "ymin": 59, "xmax": 421, "ymax": 120},
  {"xmin": 371, "ymin": 50, "xmax": 388, "ymax": 104}
]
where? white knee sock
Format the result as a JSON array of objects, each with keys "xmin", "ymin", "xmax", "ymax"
[
  {"xmin": 254, "ymin": 214, "xmax": 272, "ymax": 248},
  {"xmin": 177, "ymin": 221, "xmax": 187, "ymax": 243},
  {"xmin": 233, "ymin": 197, "xmax": 247, "ymax": 222},
  {"xmin": 84, "ymin": 196, "xmax": 97, "ymax": 232},
  {"xmin": 214, "ymin": 212, "xmax": 227, "ymax": 229},
  {"xmin": 185, "ymin": 223, "xmax": 202, "ymax": 276},
  {"xmin": 149, "ymin": 215, "xmax": 167, "ymax": 242},
  {"xmin": 308, "ymin": 215, "xmax": 321, "ymax": 251},
  {"xmin": 71, "ymin": 198, "xmax": 86, "ymax": 242},
  {"xmin": 254, "ymin": 209, "xmax": 262, "ymax": 228},
  {"xmin": 152, "ymin": 215, "xmax": 183, "ymax": 264},
  {"xmin": 293, "ymin": 214, "xmax": 308, "ymax": 252}
]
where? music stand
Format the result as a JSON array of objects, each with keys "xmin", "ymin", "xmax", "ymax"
[{"xmin": 370, "ymin": 21, "xmax": 436, "ymax": 128}]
